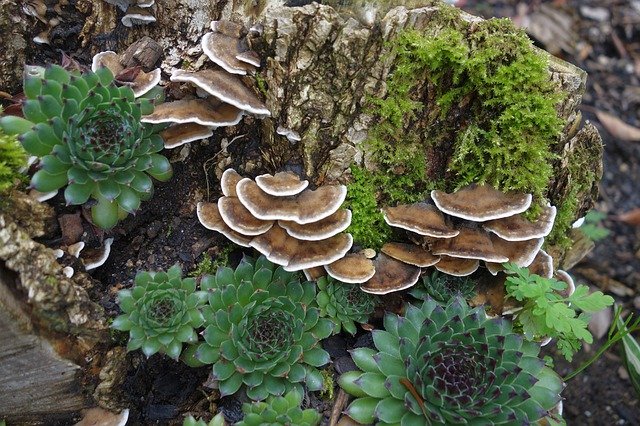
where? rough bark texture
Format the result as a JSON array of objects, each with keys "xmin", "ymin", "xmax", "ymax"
[
  {"xmin": 0, "ymin": 192, "xmax": 109, "ymax": 422},
  {"xmin": 0, "ymin": 0, "xmax": 602, "ymax": 421}
]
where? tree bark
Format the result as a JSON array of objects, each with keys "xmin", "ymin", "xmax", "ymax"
[{"xmin": 0, "ymin": 0, "xmax": 602, "ymax": 422}]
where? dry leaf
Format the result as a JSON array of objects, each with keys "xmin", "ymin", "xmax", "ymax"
[
  {"xmin": 588, "ymin": 305, "xmax": 612, "ymax": 340},
  {"xmin": 595, "ymin": 110, "xmax": 640, "ymax": 141},
  {"xmin": 614, "ymin": 208, "xmax": 640, "ymax": 225}
]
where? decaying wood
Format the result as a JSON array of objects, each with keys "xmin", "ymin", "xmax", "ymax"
[
  {"xmin": 0, "ymin": 192, "xmax": 109, "ymax": 422},
  {"xmin": 0, "ymin": 0, "xmax": 602, "ymax": 422}
]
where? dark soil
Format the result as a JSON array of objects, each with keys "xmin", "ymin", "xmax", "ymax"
[{"xmin": 9, "ymin": 0, "xmax": 640, "ymax": 424}]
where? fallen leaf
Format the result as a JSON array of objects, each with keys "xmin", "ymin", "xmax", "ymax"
[
  {"xmin": 588, "ymin": 305, "xmax": 612, "ymax": 340},
  {"xmin": 613, "ymin": 208, "xmax": 640, "ymax": 225},
  {"xmin": 595, "ymin": 110, "xmax": 640, "ymax": 141}
]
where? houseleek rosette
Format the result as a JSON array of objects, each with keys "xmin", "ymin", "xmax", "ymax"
[
  {"xmin": 339, "ymin": 297, "xmax": 564, "ymax": 425},
  {"xmin": 316, "ymin": 276, "xmax": 377, "ymax": 335},
  {"xmin": 409, "ymin": 270, "xmax": 476, "ymax": 303},
  {"xmin": 192, "ymin": 256, "xmax": 334, "ymax": 400},
  {"xmin": 236, "ymin": 389, "xmax": 321, "ymax": 426},
  {"xmin": 0, "ymin": 64, "xmax": 172, "ymax": 229},
  {"xmin": 112, "ymin": 265, "xmax": 207, "ymax": 359}
]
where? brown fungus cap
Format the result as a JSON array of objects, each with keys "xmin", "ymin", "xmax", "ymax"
[
  {"xmin": 91, "ymin": 51, "xmax": 160, "ymax": 97},
  {"xmin": 434, "ymin": 255, "xmax": 479, "ymax": 277},
  {"xmin": 255, "ymin": 171, "xmax": 309, "ymax": 196},
  {"xmin": 483, "ymin": 205, "xmax": 557, "ymax": 241},
  {"xmin": 279, "ymin": 209, "xmax": 352, "ymax": 241},
  {"xmin": 303, "ymin": 266, "xmax": 327, "ymax": 281},
  {"xmin": 218, "ymin": 196, "xmax": 273, "ymax": 236},
  {"xmin": 527, "ymin": 249, "xmax": 554, "ymax": 279},
  {"xmin": 381, "ymin": 242, "xmax": 440, "ymax": 267},
  {"xmin": 236, "ymin": 178, "xmax": 347, "ymax": 224},
  {"xmin": 221, "ymin": 168, "xmax": 243, "ymax": 197},
  {"xmin": 382, "ymin": 202, "xmax": 459, "ymax": 238},
  {"xmin": 160, "ymin": 123, "xmax": 213, "ymax": 149},
  {"xmin": 210, "ymin": 20, "xmax": 247, "ymax": 38},
  {"xmin": 202, "ymin": 32, "xmax": 255, "ymax": 75},
  {"xmin": 236, "ymin": 50, "xmax": 261, "ymax": 67},
  {"xmin": 430, "ymin": 226, "xmax": 509, "ymax": 263},
  {"xmin": 121, "ymin": 6, "xmax": 156, "ymax": 27},
  {"xmin": 555, "ymin": 270, "xmax": 576, "ymax": 298},
  {"xmin": 324, "ymin": 253, "xmax": 376, "ymax": 284},
  {"xmin": 171, "ymin": 69, "xmax": 270, "ymax": 116},
  {"xmin": 360, "ymin": 253, "xmax": 421, "ymax": 295},
  {"xmin": 141, "ymin": 98, "xmax": 244, "ymax": 127},
  {"xmin": 490, "ymin": 235, "xmax": 544, "ymax": 267},
  {"xmin": 83, "ymin": 238, "xmax": 114, "ymax": 270},
  {"xmin": 431, "ymin": 184, "xmax": 532, "ymax": 222},
  {"xmin": 249, "ymin": 224, "xmax": 353, "ymax": 271},
  {"xmin": 196, "ymin": 202, "xmax": 252, "ymax": 247}
]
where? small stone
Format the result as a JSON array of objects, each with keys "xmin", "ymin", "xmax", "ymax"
[
  {"xmin": 618, "ymin": 365, "xmax": 630, "ymax": 380},
  {"xmin": 585, "ymin": 410, "xmax": 592, "ymax": 417},
  {"xmin": 580, "ymin": 6, "xmax": 610, "ymax": 22}
]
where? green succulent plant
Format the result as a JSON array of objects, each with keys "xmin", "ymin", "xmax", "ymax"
[
  {"xmin": 183, "ymin": 413, "xmax": 225, "ymax": 426},
  {"xmin": 236, "ymin": 389, "xmax": 321, "ymax": 426},
  {"xmin": 339, "ymin": 297, "xmax": 564, "ymax": 425},
  {"xmin": 409, "ymin": 270, "xmax": 476, "ymax": 303},
  {"xmin": 192, "ymin": 256, "xmax": 334, "ymax": 400},
  {"xmin": 0, "ymin": 65, "xmax": 172, "ymax": 229},
  {"xmin": 316, "ymin": 276, "xmax": 377, "ymax": 335},
  {"xmin": 112, "ymin": 264, "xmax": 207, "ymax": 359}
]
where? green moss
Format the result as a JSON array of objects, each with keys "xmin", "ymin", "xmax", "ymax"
[
  {"xmin": 320, "ymin": 369, "xmax": 335, "ymax": 400},
  {"xmin": 188, "ymin": 245, "xmax": 234, "ymax": 277},
  {"xmin": 255, "ymin": 73, "xmax": 269, "ymax": 97},
  {"xmin": 345, "ymin": 166, "xmax": 392, "ymax": 249},
  {"xmin": 348, "ymin": 9, "xmax": 566, "ymax": 248},
  {"xmin": 0, "ymin": 127, "xmax": 27, "ymax": 193},
  {"xmin": 546, "ymin": 135, "xmax": 600, "ymax": 247}
]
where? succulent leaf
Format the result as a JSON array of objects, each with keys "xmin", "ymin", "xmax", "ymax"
[
  {"xmin": 1, "ymin": 65, "xmax": 170, "ymax": 229},
  {"xmin": 113, "ymin": 265, "xmax": 207, "ymax": 359},
  {"xmin": 314, "ymin": 276, "xmax": 377, "ymax": 335},
  {"xmin": 195, "ymin": 255, "xmax": 330, "ymax": 400},
  {"xmin": 339, "ymin": 297, "xmax": 565, "ymax": 425},
  {"xmin": 235, "ymin": 389, "xmax": 321, "ymax": 426}
]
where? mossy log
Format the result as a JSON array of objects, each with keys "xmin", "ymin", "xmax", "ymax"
[{"xmin": 0, "ymin": 0, "xmax": 601, "ymax": 423}]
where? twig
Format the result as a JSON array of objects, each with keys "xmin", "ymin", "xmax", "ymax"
[
  {"xmin": 329, "ymin": 388, "xmax": 349, "ymax": 426},
  {"xmin": 202, "ymin": 134, "xmax": 246, "ymax": 201}
]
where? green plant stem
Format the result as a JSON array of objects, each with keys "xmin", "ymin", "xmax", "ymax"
[{"xmin": 564, "ymin": 307, "xmax": 640, "ymax": 381}]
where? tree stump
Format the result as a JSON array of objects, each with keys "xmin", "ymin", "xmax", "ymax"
[{"xmin": 0, "ymin": 0, "xmax": 602, "ymax": 423}]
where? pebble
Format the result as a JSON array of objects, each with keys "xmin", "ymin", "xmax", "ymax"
[{"xmin": 580, "ymin": 6, "xmax": 610, "ymax": 22}]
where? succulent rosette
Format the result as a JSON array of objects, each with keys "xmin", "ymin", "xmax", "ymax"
[
  {"xmin": 316, "ymin": 276, "xmax": 377, "ymax": 335},
  {"xmin": 409, "ymin": 270, "xmax": 476, "ymax": 303},
  {"xmin": 339, "ymin": 297, "xmax": 564, "ymax": 425},
  {"xmin": 0, "ymin": 64, "xmax": 172, "ymax": 229},
  {"xmin": 112, "ymin": 265, "xmax": 207, "ymax": 359},
  {"xmin": 235, "ymin": 389, "xmax": 321, "ymax": 426},
  {"xmin": 193, "ymin": 256, "xmax": 334, "ymax": 400}
]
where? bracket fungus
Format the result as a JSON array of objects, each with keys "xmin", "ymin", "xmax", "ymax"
[
  {"xmin": 102, "ymin": 0, "xmax": 156, "ymax": 27},
  {"xmin": 141, "ymin": 21, "xmax": 269, "ymax": 149},
  {"xmin": 362, "ymin": 183, "xmax": 558, "ymax": 293},
  {"xmin": 198, "ymin": 169, "xmax": 357, "ymax": 273},
  {"xmin": 92, "ymin": 51, "xmax": 161, "ymax": 97}
]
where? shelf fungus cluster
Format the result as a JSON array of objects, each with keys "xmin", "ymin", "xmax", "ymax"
[
  {"xmin": 141, "ymin": 20, "xmax": 269, "ymax": 149},
  {"xmin": 92, "ymin": 51, "xmax": 161, "ymax": 98},
  {"xmin": 366, "ymin": 184, "xmax": 557, "ymax": 294},
  {"xmin": 53, "ymin": 238, "xmax": 114, "ymax": 278},
  {"xmin": 103, "ymin": 0, "xmax": 157, "ymax": 27},
  {"xmin": 197, "ymin": 169, "xmax": 368, "ymax": 275}
]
